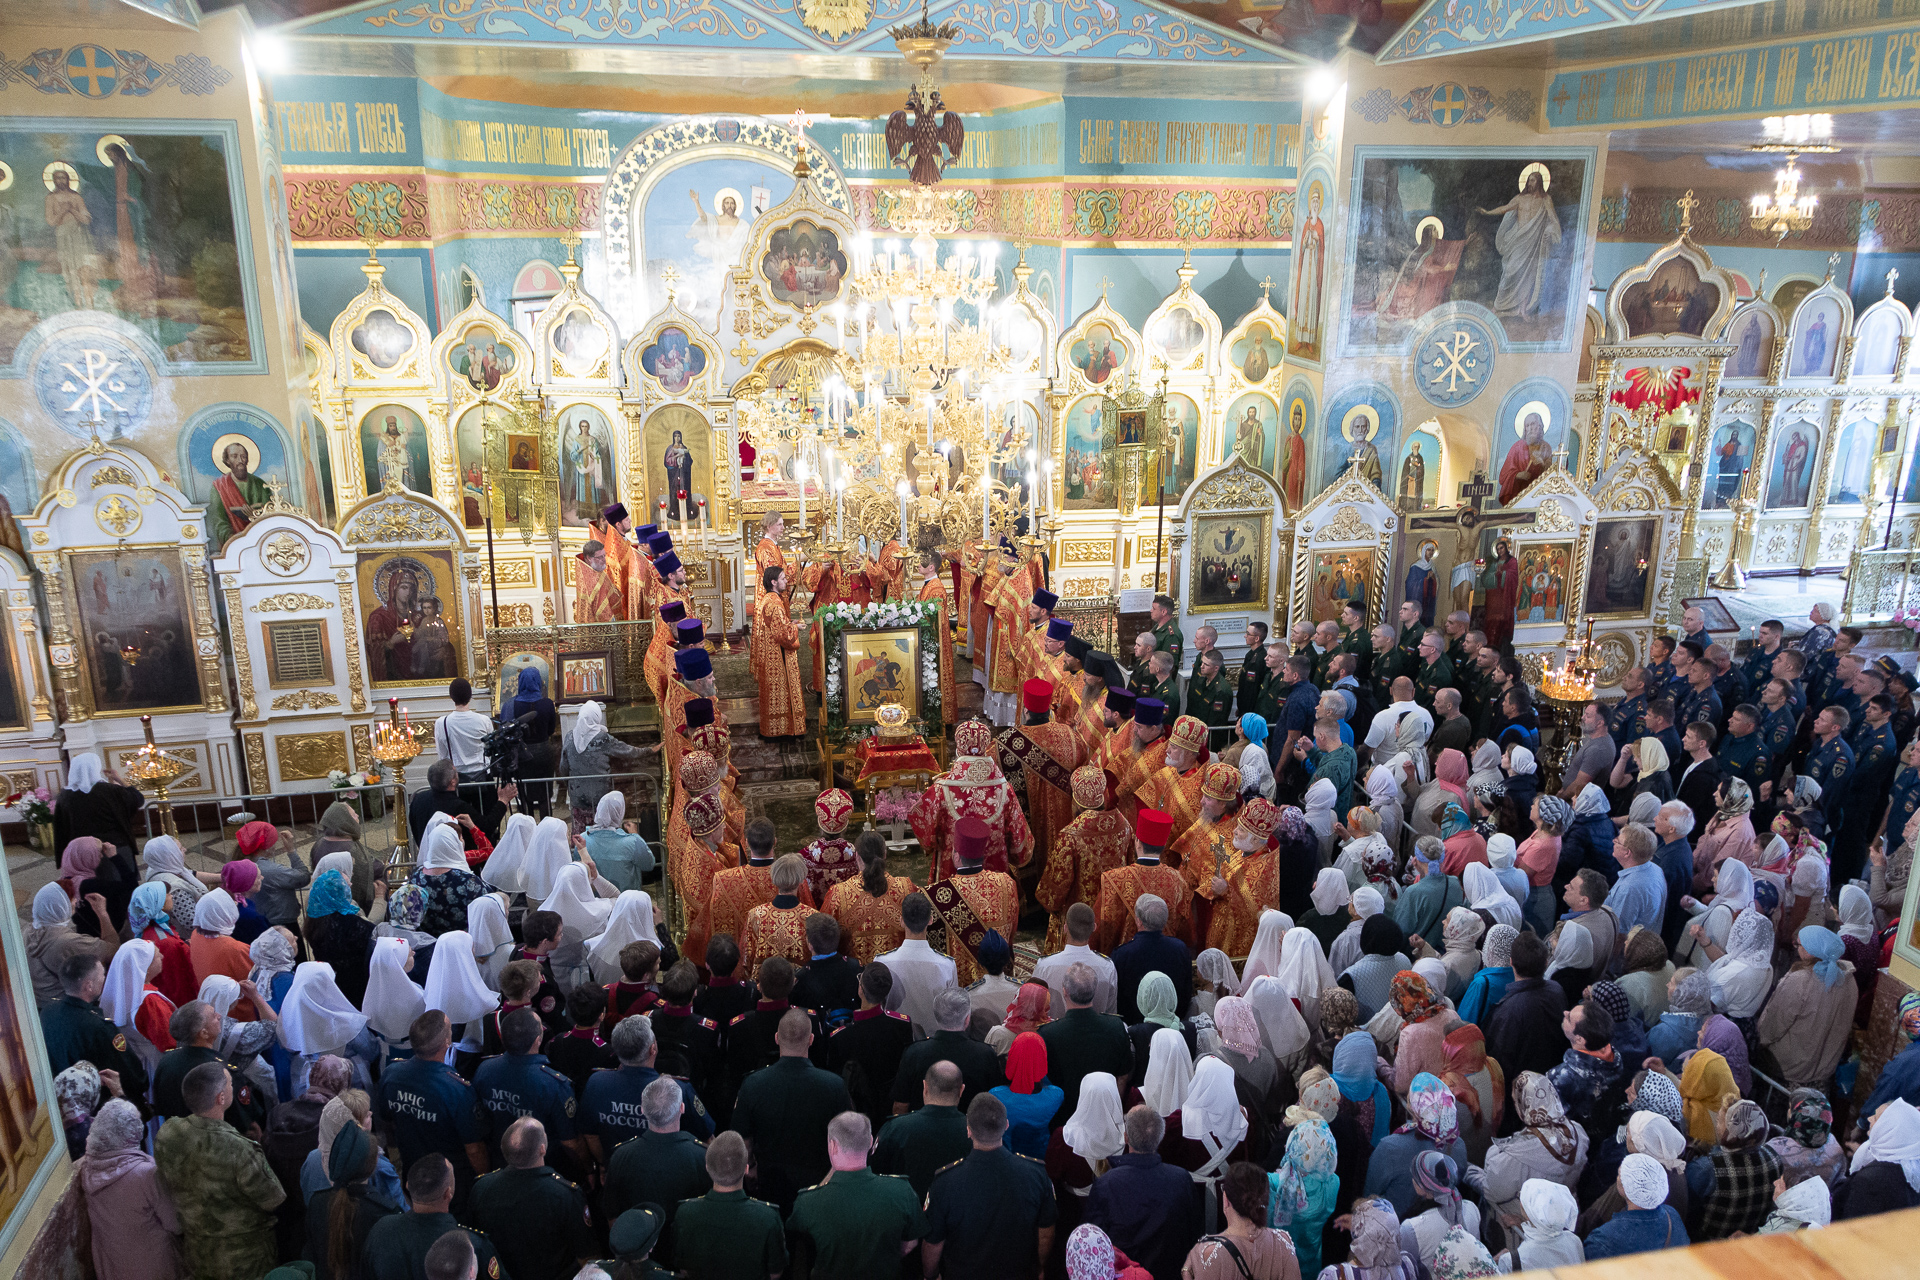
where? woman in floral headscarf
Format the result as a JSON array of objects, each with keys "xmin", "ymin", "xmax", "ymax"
[
  {"xmin": 1064, "ymin": 1222, "xmax": 1151, "ymax": 1280},
  {"xmin": 1691, "ymin": 1098, "xmax": 1782, "ymax": 1239},
  {"xmin": 1484, "ymin": 1072, "xmax": 1588, "ymax": 1226},
  {"xmin": 1691, "ymin": 777, "xmax": 1757, "ymax": 895},
  {"xmin": 1363, "ymin": 1073, "xmax": 1465, "ymax": 1219},
  {"xmin": 1399, "ymin": 1150, "xmax": 1483, "ymax": 1274},
  {"xmin": 988, "ymin": 980, "xmax": 1053, "ymax": 1055},
  {"xmin": 1388, "ymin": 973, "xmax": 1447, "ymax": 1095},
  {"xmin": 1437, "ymin": 1025, "xmax": 1502, "ymax": 1165},
  {"xmin": 1333, "ymin": 809, "xmax": 1396, "ymax": 899},
  {"xmin": 1213, "ymin": 995, "xmax": 1282, "ymax": 1108},
  {"xmin": 1326, "ymin": 1197, "xmax": 1419, "ymax": 1280},
  {"xmin": 1706, "ymin": 910, "xmax": 1775, "ymax": 1020},
  {"xmin": 1453, "ymin": 924, "xmax": 1516, "ymax": 1029},
  {"xmin": 1765, "ymin": 1087, "xmax": 1845, "ymax": 1187},
  {"xmin": 55, "ymin": 1062, "xmax": 103, "ymax": 1157},
  {"xmin": 1268, "ymin": 1115, "xmax": 1338, "ymax": 1275}
]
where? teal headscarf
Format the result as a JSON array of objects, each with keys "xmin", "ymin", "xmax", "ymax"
[
  {"xmin": 1798, "ymin": 925, "xmax": 1845, "ymax": 988},
  {"xmin": 1136, "ymin": 970, "xmax": 1182, "ymax": 1030},
  {"xmin": 1332, "ymin": 1030, "xmax": 1391, "ymax": 1145},
  {"xmin": 1439, "ymin": 802, "xmax": 1471, "ymax": 840},
  {"xmin": 1240, "ymin": 713, "xmax": 1269, "ymax": 747},
  {"xmin": 129, "ymin": 881, "xmax": 172, "ymax": 937},
  {"xmin": 305, "ymin": 868, "xmax": 360, "ymax": 919}
]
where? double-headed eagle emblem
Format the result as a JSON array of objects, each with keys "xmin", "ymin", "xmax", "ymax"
[{"xmin": 885, "ymin": 84, "xmax": 965, "ymax": 188}]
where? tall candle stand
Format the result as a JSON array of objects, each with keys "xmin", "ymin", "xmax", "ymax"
[
  {"xmin": 1536, "ymin": 618, "xmax": 1602, "ymax": 793},
  {"xmin": 124, "ymin": 714, "xmax": 191, "ymax": 839},
  {"xmin": 371, "ymin": 697, "xmax": 422, "ymax": 853}
]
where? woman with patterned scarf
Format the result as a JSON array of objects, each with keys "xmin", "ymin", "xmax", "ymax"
[
  {"xmin": 1398, "ymin": 1150, "xmax": 1485, "ymax": 1275},
  {"xmin": 1268, "ymin": 1116, "xmax": 1338, "ymax": 1275},
  {"xmin": 1687, "ymin": 1097, "xmax": 1781, "ymax": 1239},
  {"xmin": 1437, "ymin": 1024, "xmax": 1503, "ymax": 1166},
  {"xmin": 1387, "ymin": 972, "xmax": 1448, "ymax": 1095},
  {"xmin": 1362, "ymin": 1073, "xmax": 1465, "ymax": 1219},
  {"xmin": 1765, "ymin": 1088, "xmax": 1846, "ymax": 1188},
  {"xmin": 1484, "ymin": 1071, "xmax": 1588, "ymax": 1226}
]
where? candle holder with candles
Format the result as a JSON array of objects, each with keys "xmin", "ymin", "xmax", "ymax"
[
  {"xmin": 124, "ymin": 714, "xmax": 192, "ymax": 838},
  {"xmin": 1535, "ymin": 616, "xmax": 1604, "ymax": 791},
  {"xmin": 370, "ymin": 697, "xmax": 423, "ymax": 851}
]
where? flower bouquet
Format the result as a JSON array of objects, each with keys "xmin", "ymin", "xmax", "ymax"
[
  {"xmin": 872, "ymin": 785, "xmax": 915, "ymax": 846},
  {"xmin": 328, "ymin": 768, "xmax": 388, "ymax": 820},
  {"xmin": 5, "ymin": 787, "xmax": 53, "ymax": 850},
  {"xmin": 1891, "ymin": 607, "xmax": 1920, "ymax": 647}
]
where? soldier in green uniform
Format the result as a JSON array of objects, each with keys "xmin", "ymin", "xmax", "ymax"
[
  {"xmin": 1715, "ymin": 703, "xmax": 1772, "ymax": 792},
  {"xmin": 668, "ymin": 1131, "xmax": 789, "ymax": 1279},
  {"xmin": 1413, "ymin": 630, "xmax": 1455, "ymax": 713},
  {"xmin": 365, "ymin": 1153, "xmax": 506, "ymax": 1280},
  {"xmin": 153, "ymin": 1061, "xmax": 285, "ymax": 1280},
  {"xmin": 1254, "ymin": 641, "xmax": 1291, "ymax": 722},
  {"xmin": 922, "ymin": 1094, "xmax": 1059, "ymax": 1279},
  {"xmin": 1235, "ymin": 621, "xmax": 1271, "ymax": 719},
  {"xmin": 1396, "ymin": 600, "xmax": 1425, "ymax": 662},
  {"xmin": 464, "ymin": 1117, "xmax": 597, "ymax": 1280},
  {"xmin": 1126, "ymin": 631, "xmax": 1157, "ymax": 697},
  {"xmin": 1337, "ymin": 602, "xmax": 1372, "ymax": 684},
  {"xmin": 1149, "ymin": 594, "xmax": 1183, "ymax": 669},
  {"xmin": 1185, "ymin": 648, "xmax": 1237, "ymax": 751},
  {"xmin": 1444, "ymin": 610, "xmax": 1471, "ymax": 669},
  {"xmin": 39, "ymin": 949, "xmax": 148, "ymax": 1098},
  {"xmin": 1147, "ymin": 650, "xmax": 1181, "ymax": 709},
  {"xmin": 789, "ymin": 1111, "xmax": 929, "ymax": 1279},
  {"xmin": 1310, "ymin": 621, "xmax": 1340, "ymax": 688},
  {"xmin": 1369, "ymin": 624, "xmax": 1409, "ymax": 714},
  {"xmin": 602, "ymin": 1076, "xmax": 712, "ymax": 1271},
  {"xmin": 584, "ymin": 1206, "xmax": 673, "ymax": 1280},
  {"xmin": 872, "ymin": 1061, "xmax": 972, "ymax": 1198},
  {"xmin": 1454, "ymin": 630, "xmax": 1489, "ymax": 725},
  {"xmin": 1289, "ymin": 621, "xmax": 1315, "ymax": 660}
]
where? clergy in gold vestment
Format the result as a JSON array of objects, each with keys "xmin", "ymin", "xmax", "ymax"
[
  {"xmin": 825, "ymin": 832, "xmax": 916, "ymax": 963},
  {"xmin": 755, "ymin": 511, "xmax": 792, "ymax": 607},
  {"xmin": 573, "ymin": 540, "xmax": 622, "ymax": 623},
  {"xmin": 628, "ymin": 521, "xmax": 662, "ymax": 619},
  {"xmin": 925, "ymin": 816, "xmax": 1019, "ymax": 986},
  {"xmin": 975, "ymin": 548, "xmax": 1036, "ymax": 701},
  {"xmin": 998, "ymin": 676, "xmax": 1083, "ymax": 863},
  {"xmin": 1141, "ymin": 714, "xmax": 1212, "ymax": 860},
  {"xmin": 710, "ymin": 818, "xmax": 816, "ymax": 947},
  {"xmin": 671, "ymin": 784, "xmax": 737, "ymax": 968},
  {"xmin": 1109, "ymin": 697, "xmax": 1172, "ymax": 826},
  {"xmin": 1213, "ymin": 798, "xmax": 1283, "ymax": 960},
  {"xmin": 1094, "ymin": 807, "xmax": 1191, "ymax": 951},
  {"xmin": 1037, "ymin": 765, "xmax": 1134, "ymax": 954},
  {"xmin": 1014, "ymin": 587, "xmax": 1062, "ymax": 688},
  {"xmin": 742, "ymin": 854, "xmax": 814, "ymax": 972},
  {"xmin": 1070, "ymin": 656, "xmax": 1116, "ymax": 760},
  {"xmin": 599, "ymin": 505, "xmax": 639, "ymax": 618},
  {"xmin": 914, "ymin": 552, "xmax": 957, "ymax": 715},
  {"xmin": 644, "ymin": 597, "xmax": 688, "ymax": 705},
  {"xmin": 1175, "ymin": 762, "xmax": 1248, "ymax": 950},
  {"xmin": 868, "ymin": 538, "xmax": 907, "ymax": 602},
  {"xmin": 909, "ymin": 721, "xmax": 1035, "ymax": 879},
  {"xmin": 753, "ymin": 563, "xmax": 806, "ymax": 738},
  {"xmin": 801, "ymin": 558, "xmax": 851, "ymax": 693}
]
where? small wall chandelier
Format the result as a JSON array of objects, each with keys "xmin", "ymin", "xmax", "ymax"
[{"xmin": 1750, "ymin": 152, "xmax": 1817, "ymax": 243}]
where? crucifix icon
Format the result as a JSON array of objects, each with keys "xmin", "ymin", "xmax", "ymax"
[
  {"xmin": 1888, "ymin": 266, "xmax": 1902, "ymax": 298},
  {"xmin": 1098, "ymin": 276, "xmax": 1113, "ymax": 302}
]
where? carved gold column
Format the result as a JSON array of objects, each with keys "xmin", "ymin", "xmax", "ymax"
[
  {"xmin": 1583, "ymin": 353, "xmax": 1618, "ymax": 487},
  {"xmin": 1678, "ymin": 352, "xmax": 1728, "ymax": 559},
  {"xmin": 336, "ymin": 567, "xmax": 368, "ymax": 713},
  {"xmin": 33, "ymin": 552, "xmax": 84, "ymax": 722},
  {"xmin": 183, "ymin": 545, "xmax": 229, "ymax": 715},
  {"xmin": 221, "ymin": 576, "xmax": 258, "ymax": 721}
]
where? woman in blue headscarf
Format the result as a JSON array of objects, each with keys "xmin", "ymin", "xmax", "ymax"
[
  {"xmin": 1234, "ymin": 713, "xmax": 1274, "ymax": 801},
  {"xmin": 503, "ymin": 664, "xmax": 559, "ymax": 817},
  {"xmin": 128, "ymin": 880, "xmax": 196, "ymax": 1007},
  {"xmin": 1332, "ymin": 1029, "xmax": 1393, "ymax": 1147},
  {"xmin": 1757, "ymin": 925, "xmax": 1859, "ymax": 1092},
  {"xmin": 303, "ymin": 869, "xmax": 377, "ymax": 1007}
]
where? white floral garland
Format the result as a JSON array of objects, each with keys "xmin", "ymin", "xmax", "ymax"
[{"xmin": 821, "ymin": 600, "xmax": 943, "ymax": 735}]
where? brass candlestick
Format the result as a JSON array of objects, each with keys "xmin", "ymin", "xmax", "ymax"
[
  {"xmin": 370, "ymin": 697, "xmax": 423, "ymax": 851},
  {"xmin": 124, "ymin": 714, "xmax": 191, "ymax": 838}
]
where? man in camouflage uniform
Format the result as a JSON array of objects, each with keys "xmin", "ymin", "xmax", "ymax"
[{"xmin": 154, "ymin": 1061, "xmax": 286, "ymax": 1280}]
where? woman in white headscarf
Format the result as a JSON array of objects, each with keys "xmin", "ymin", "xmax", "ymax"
[
  {"xmin": 1245, "ymin": 974, "xmax": 1313, "ymax": 1078},
  {"xmin": 1237, "ymin": 910, "xmax": 1292, "ymax": 992},
  {"xmin": 1835, "ymin": 1097, "xmax": 1920, "ymax": 1220},
  {"xmin": 1707, "ymin": 910, "xmax": 1776, "ymax": 1018},
  {"xmin": 538, "ymin": 861, "xmax": 617, "ymax": 937},
  {"xmin": 1180, "ymin": 1055, "xmax": 1251, "ymax": 1230},
  {"xmin": 1329, "ymin": 886, "xmax": 1384, "ymax": 976},
  {"xmin": 1465, "ymin": 862, "xmax": 1523, "ymax": 932},
  {"xmin": 409, "ymin": 823, "xmax": 488, "ymax": 938},
  {"xmin": 55, "ymin": 752, "xmax": 146, "ymax": 864},
  {"xmin": 1141, "ymin": 1027, "xmax": 1194, "ymax": 1120},
  {"xmin": 1275, "ymin": 926, "xmax": 1339, "ymax": 1045},
  {"xmin": 1467, "ymin": 740, "xmax": 1505, "ymax": 797},
  {"xmin": 1366, "ymin": 765, "xmax": 1405, "ymax": 857},
  {"xmin": 426, "ymin": 930, "xmax": 501, "ymax": 1051},
  {"xmin": 580, "ymin": 790, "xmax": 654, "ymax": 894},
  {"xmin": 1503, "ymin": 1178, "xmax": 1584, "ymax": 1270},
  {"xmin": 1383, "ymin": 712, "xmax": 1432, "ymax": 791},
  {"xmin": 1302, "ymin": 779, "xmax": 1338, "ymax": 862},
  {"xmin": 584, "ymin": 890, "xmax": 659, "ymax": 986},
  {"xmin": 1681, "ymin": 856, "xmax": 1753, "ymax": 966},
  {"xmin": 280, "ymin": 961, "xmax": 374, "ymax": 1095},
  {"xmin": 1544, "ymin": 923, "xmax": 1593, "ymax": 1004},
  {"xmin": 199, "ymin": 974, "xmax": 283, "ymax": 1103},
  {"xmin": 510, "ymin": 816, "xmax": 578, "ymax": 903},
  {"xmin": 479, "ymin": 813, "xmax": 540, "ymax": 896},
  {"xmin": 1760, "ymin": 1174, "xmax": 1832, "ymax": 1233},
  {"xmin": 1192, "ymin": 950, "xmax": 1238, "ymax": 1017},
  {"xmin": 1301, "ymin": 868, "xmax": 1353, "ymax": 954},
  {"xmin": 27, "ymin": 882, "xmax": 98, "ymax": 1009},
  {"xmin": 138, "ymin": 834, "xmax": 214, "ymax": 915},
  {"xmin": 1059, "ymin": 1071, "xmax": 1126, "ymax": 1191},
  {"xmin": 563, "ymin": 699, "xmax": 645, "ymax": 829},
  {"xmin": 467, "ymin": 892, "xmax": 516, "ymax": 988},
  {"xmin": 100, "ymin": 939, "xmax": 170, "ymax": 1073},
  {"xmin": 1432, "ymin": 907, "xmax": 1485, "ymax": 1000},
  {"xmin": 362, "ymin": 935, "xmax": 427, "ymax": 1047}
]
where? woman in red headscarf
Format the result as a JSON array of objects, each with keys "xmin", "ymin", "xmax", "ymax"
[
  {"xmin": 233, "ymin": 820, "xmax": 313, "ymax": 931},
  {"xmin": 991, "ymin": 1032, "xmax": 1065, "ymax": 1160}
]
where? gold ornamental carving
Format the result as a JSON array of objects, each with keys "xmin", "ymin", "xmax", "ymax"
[
  {"xmin": 269, "ymin": 689, "xmax": 342, "ymax": 711},
  {"xmin": 346, "ymin": 502, "xmax": 449, "ymax": 545},
  {"xmin": 486, "ymin": 559, "xmax": 536, "ymax": 587},
  {"xmin": 94, "ymin": 495, "xmax": 141, "ymax": 537},
  {"xmin": 1595, "ymin": 633, "xmax": 1637, "ymax": 685},
  {"xmin": 243, "ymin": 733, "xmax": 268, "ymax": 793},
  {"xmin": 223, "ymin": 586, "xmax": 257, "ymax": 720},
  {"xmin": 112, "ymin": 744, "xmax": 202, "ymax": 793},
  {"xmin": 485, "ymin": 604, "xmax": 534, "ymax": 627},
  {"xmin": 4, "ymin": 771, "xmax": 36, "ymax": 795},
  {"xmin": 799, "ymin": 0, "xmax": 871, "ymax": 39},
  {"xmin": 336, "ymin": 571, "xmax": 367, "ymax": 713},
  {"xmin": 251, "ymin": 593, "xmax": 335, "ymax": 613},
  {"xmin": 276, "ymin": 731, "xmax": 351, "ymax": 781},
  {"xmin": 264, "ymin": 533, "xmax": 310, "ymax": 574},
  {"xmin": 1315, "ymin": 505, "xmax": 1375, "ymax": 544},
  {"xmin": 350, "ymin": 723, "xmax": 373, "ymax": 769},
  {"xmin": 1530, "ymin": 499, "xmax": 1576, "ymax": 533},
  {"xmin": 89, "ymin": 465, "xmax": 137, "ymax": 489},
  {"xmin": 1191, "ymin": 468, "xmax": 1271, "ymax": 513},
  {"xmin": 1059, "ymin": 540, "xmax": 1116, "ymax": 565}
]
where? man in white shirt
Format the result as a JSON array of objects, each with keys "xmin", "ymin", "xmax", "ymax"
[
  {"xmin": 1364, "ymin": 677, "xmax": 1433, "ymax": 753},
  {"xmin": 435, "ymin": 678, "xmax": 506, "ymax": 837},
  {"xmin": 1029, "ymin": 902, "xmax": 1118, "ymax": 1018},
  {"xmin": 873, "ymin": 891, "xmax": 956, "ymax": 1039}
]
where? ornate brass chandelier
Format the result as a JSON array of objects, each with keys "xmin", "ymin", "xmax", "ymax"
[{"xmin": 1750, "ymin": 152, "xmax": 1817, "ymax": 243}]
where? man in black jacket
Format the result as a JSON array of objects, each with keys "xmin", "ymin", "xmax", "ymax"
[
  {"xmin": 1485, "ymin": 931, "xmax": 1568, "ymax": 1135},
  {"xmin": 891, "ymin": 988, "xmax": 1004, "ymax": 1114},
  {"xmin": 1673, "ymin": 721, "xmax": 1725, "ymax": 841},
  {"xmin": 1111, "ymin": 894, "xmax": 1192, "ymax": 1023},
  {"xmin": 1235, "ymin": 621, "xmax": 1269, "ymax": 719},
  {"xmin": 1084, "ymin": 1106, "xmax": 1200, "ymax": 1280}
]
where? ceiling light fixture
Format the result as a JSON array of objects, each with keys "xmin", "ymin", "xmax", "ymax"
[
  {"xmin": 1752, "ymin": 114, "xmax": 1840, "ymax": 154},
  {"xmin": 1750, "ymin": 151, "xmax": 1817, "ymax": 243}
]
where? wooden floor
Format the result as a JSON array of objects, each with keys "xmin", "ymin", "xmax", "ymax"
[{"xmin": 1515, "ymin": 1204, "xmax": 1919, "ymax": 1277}]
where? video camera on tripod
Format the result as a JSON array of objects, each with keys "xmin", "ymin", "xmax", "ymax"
[{"xmin": 481, "ymin": 709, "xmax": 539, "ymax": 785}]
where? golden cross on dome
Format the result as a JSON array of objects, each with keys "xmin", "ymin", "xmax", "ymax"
[
  {"xmin": 558, "ymin": 226, "xmax": 582, "ymax": 267},
  {"xmin": 1259, "ymin": 276, "xmax": 1275, "ymax": 301},
  {"xmin": 1098, "ymin": 276, "xmax": 1113, "ymax": 302},
  {"xmin": 1675, "ymin": 189, "xmax": 1699, "ymax": 234},
  {"xmin": 660, "ymin": 263, "xmax": 683, "ymax": 303}
]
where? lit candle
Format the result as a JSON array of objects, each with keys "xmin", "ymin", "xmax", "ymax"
[{"xmin": 798, "ymin": 459, "xmax": 808, "ymax": 534}]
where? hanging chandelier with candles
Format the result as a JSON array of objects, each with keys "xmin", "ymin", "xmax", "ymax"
[
  {"xmin": 1750, "ymin": 151, "xmax": 1818, "ymax": 243},
  {"xmin": 738, "ymin": 7, "xmax": 1045, "ymax": 561}
]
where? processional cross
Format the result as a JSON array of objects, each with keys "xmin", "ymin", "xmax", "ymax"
[{"xmin": 1400, "ymin": 468, "xmax": 1537, "ymax": 610}]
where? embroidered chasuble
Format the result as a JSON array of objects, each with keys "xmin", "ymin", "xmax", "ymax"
[
  {"xmin": 708, "ymin": 863, "xmax": 816, "ymax": 950},
  {"xmin": 1072, "ymin": 688, "xmax": 1110, "ymax": 760},
  {"xmin": 601, "ymin": 531, "xmax": 637, "ymax": 618},
  {"xmin": 798, "ymin": 837, "xmax": 857, "ymax": 905},
  {"xmin": 643, "ymin": 585, "xmax": 686, "ymax": 703},
  {"xmin": 908, "ymin": 759, "xmax": 1035, "ymax": 880},
  {"xmin": 997, "ymin": 721, "xmax": 1083, "ymax": 862},
  {"xmin": 626, "ymin": 545, "xmax": 658, "ymax": 620},
  {"xmin": 1095, "ymin": 861, "xmax": 1191, "ymax": 952},
  {"xmin": 926, "ymin": 870, "xmax": 1019, "ymax": 986},
  {"xmin": 742, "ymin": 901, "xmax": 813, "ymax": 972},
  {"xmin": 1174, "ymin": 814, "xmax": 1238, "ymax": 949},
  {"xmin": 754, "ymin": 537, "xmax": 791, "ymax": 605},
  {"xmin": 1110, "ymin": 738, "xmax": 1170, "ymax": 824},
  {"xmin": 824, "ymin": 875, "xmax": 916, "ymax": 964},
  {"xmin": 1219, "ymin": 849, "xmax": 1279, "ymax": 960},
  {"xmin": 1142, "ymin": 763, "xmax": 1207, "ymax": 865},
  {"xmin": 980, "ymin": 564, "xmax": 1034, "ymax": 695},
  {"xmin": 575, "ymin": 565, "xmax": 622, "ymax": 624},
  {"xmin": 752, "ymin": 591, "xmax": 806, "ymax": 737},
  {"xmin": 1037, "ymin": 809, "xmax": 1133, "ymax": 954},
  {"xmin": 666, "ymin": 829, "xmax": 737, "ymax": 967}
]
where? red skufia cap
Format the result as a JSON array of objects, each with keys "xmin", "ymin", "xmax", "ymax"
[
  {"xmin": 955, "ymin": 816, "xmax": 991, "ymax": 862},
  {"xmin": 1136, "ymin": 808, "xmax": 1173, "ymax": 848},
  {"xmin": 1022, "ymin": 678, "xmax": 1054, "ymax": 714}
]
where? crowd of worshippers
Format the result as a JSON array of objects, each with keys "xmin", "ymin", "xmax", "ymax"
[{"xmin": 23, "ymin": 585, "xmax": 1920, "ymax": 1280}]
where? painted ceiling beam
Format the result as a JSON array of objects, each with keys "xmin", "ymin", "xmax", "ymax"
[{"xmin": 1376, "ymin": 0, "xmax": 1794, "ymax": 65}]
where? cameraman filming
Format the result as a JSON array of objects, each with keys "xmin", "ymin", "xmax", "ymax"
[
  {"xmin": 434, "ymin": 678, "xmax": 512, "ymax": 840},
  {"xmin": 407, "ymin": 757, "xmax": 512, "ymax": 852}
]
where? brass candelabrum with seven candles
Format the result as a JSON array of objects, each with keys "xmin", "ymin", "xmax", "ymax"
[
  {"xmin": 124, "ymin": 714, "xmax": 191, "ymax": 838},
  {"xmin": 371, "ymin": 697, "xmax": 423, "ymax": 857},
  {"xmin": 1535, "ymin": 617, "xmax": 1602, "ymax": 793}
]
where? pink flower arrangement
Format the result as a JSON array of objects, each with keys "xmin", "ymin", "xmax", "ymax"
[
  {"xmin": 872, "ymin": 786, "xmax": 915, "ymax": 824},
  {"xmin": 5, "ymin": 787, "xmax": 52, "ymax": 825},
  {"xmin": 1891, "ymin": 607, "xmax": 1920, "ymax": 636}
]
